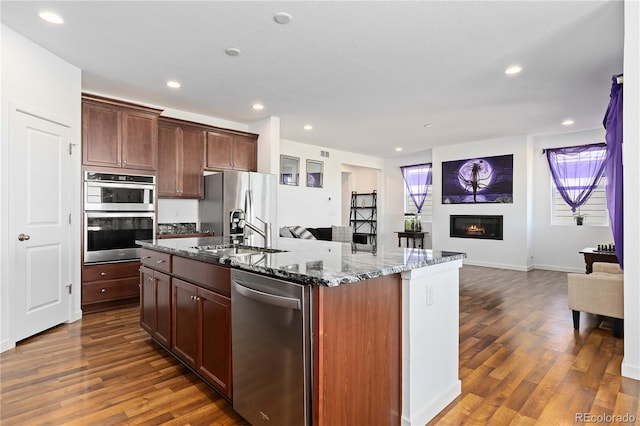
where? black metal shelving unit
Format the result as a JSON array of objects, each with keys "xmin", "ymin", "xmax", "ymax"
[{"xmin": 349, "ymin": 190, "xmax": 377, "ymax": 252}]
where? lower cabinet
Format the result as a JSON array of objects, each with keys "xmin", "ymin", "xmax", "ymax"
[
  {"xmin": 172, "ymin": 278, "xmax": 232, "ymax": 399},
  {"xmin": 82, "ymin": 261, "xmax": 140, "ymax": 313},
  {"xmin": 140, "ymin": 266, "xmax": 171, "ymax": 348},
  {"xmin": 140, "ymin": 250, "xmax": 232, "ymax": 400}
]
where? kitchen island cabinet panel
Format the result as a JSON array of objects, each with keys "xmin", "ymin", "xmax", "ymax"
[
  {"xmin": 172, "ymin": 278, "xmax": 199, "ymax": 368},
  {"xmin": 198, "ymin": 287, "xmax": 232, "ymax": 399},
  {"xmin": 313, "ymin": 273, "xmax": 402, "ymax": 426},
  {"xmin": 173, "ymin": 255, "xmax": 230, "ymax": 297},
  {"xmin": 140, "ymin": 248, "xmax": 172, "ymax": 274},
  {"xmin": 140, "ymin": 265, "xmax": 171, "ymax": 347}
]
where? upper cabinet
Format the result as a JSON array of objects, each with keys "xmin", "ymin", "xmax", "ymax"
[
  {"xmin": 158, "ymin": 118, "xmax": 205, "ymax": 199},
  {"xmin": 206, "ymin": 131, "xmax": 257, "ymax": 172},
  {"xmin": 82, "ymin": 95, "xmax": 161, "ymax": 171}
]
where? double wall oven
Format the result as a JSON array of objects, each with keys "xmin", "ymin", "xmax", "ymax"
[{"xmin": 84, "ymin": 171, "xmax": 156, "ymax": 264}]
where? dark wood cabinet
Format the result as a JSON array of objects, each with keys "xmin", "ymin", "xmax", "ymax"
[
  {"xmin": 158, "ymin": 119, "xmax": 205, "ymax": 198},
  {"xmin": 82, "ymin": 95, "xmax": 160, "ymax": 171},
  {"xmin": 205, "ymin": 131, "xmax": 257, "ymax": 172},
  {"xmin": 198, "ymin": 287, "xmax": 232, "ymax": 398},
  {"xmin": 172, "ymin": 278, "xmax": 199, "ymax": 368},
  {"xmin": 141, "ymin": 248, "xmax": 232, "ymax": 399},
  {"xmin": 232, "ymin": 134, "xmax": 258, "ymax": 171},
  {"xmin": 140, "ymin": 265, "xmax": 171, "ymax": 348},
  {"xmin": 82, "ymin": 261, "xmax": 141, "ymax": 313}
]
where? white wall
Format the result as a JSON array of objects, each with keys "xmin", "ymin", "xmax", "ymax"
[
  {"xmin": 431, "ymin": 135, "xmax": 532, "ymax": 270},
  {"xmin": 622, "ymin": 0, "xmax": 639, "ymax": 380},
  {"xmin": 278, "ymin": 139, "xmax": 383, "ymax": 229},
  {"xmin": 531, "ymin": 129, "xmax": 613, "ymax": 272},
  {"xmin": 1, "ymin": 26, "xmax": 82, "ymax": 350},
  {"xmin": 382, "ymin": 151, "xmax": 433, "ymax": 249}
]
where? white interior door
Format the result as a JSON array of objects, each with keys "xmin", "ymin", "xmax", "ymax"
[{"xmin": 9, "ymin": 110, "xmax": 71, "ymax": 342}]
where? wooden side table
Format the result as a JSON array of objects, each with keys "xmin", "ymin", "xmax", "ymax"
[
  {"xmin": 579, "ymin": 247, "xmax": 618, "ymax": 274},
  {"xmin": 395, "ymin": 231, "xmax": 427, "ymax": 248}
]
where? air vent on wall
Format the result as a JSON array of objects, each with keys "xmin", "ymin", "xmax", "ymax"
[{"xmin": 320, "ymin": 150, "xmax": 330, "ymax": 158}]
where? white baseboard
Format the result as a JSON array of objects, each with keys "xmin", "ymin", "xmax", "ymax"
[
  {"xmin": 533, "ymin": 263, "xmax": 584, "ymax": 273},
  {"xmin": 1, "ymin": 339, "xmax": 16, "ymax": 353},
  {"xmin": 622, "ymin": 361, "xmax": 640, "ymax": 380},
  {"xmin": 401, "ymin": 380, "xmax": 461, "ymax": 426},
  {"xmin": 462, "ymin": 259, "xmax": 532, "ymax": 272}
]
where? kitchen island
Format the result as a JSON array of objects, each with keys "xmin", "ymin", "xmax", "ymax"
[{"xmin": 137, "ymin": 236, "xmax": 465, "ymax": 426}]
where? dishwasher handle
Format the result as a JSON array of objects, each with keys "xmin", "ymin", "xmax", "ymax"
[{"xmin": 233, "ymin": 281, "xmax": 301, "ymax": 311}]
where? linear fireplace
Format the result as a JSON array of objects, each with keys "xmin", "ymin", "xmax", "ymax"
[{"xmin": 450, "ymin": 215, "xmax": 503, "ymax": 240}]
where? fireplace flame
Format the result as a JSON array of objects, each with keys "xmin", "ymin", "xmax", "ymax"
[{"xmin": 466, "ymin": 224, "xmax": 485, "ymax": 235}]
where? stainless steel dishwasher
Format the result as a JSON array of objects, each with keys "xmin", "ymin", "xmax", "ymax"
[{"xmin": 231, "ymin": 269, "xmax": 311, "ymax": 426}]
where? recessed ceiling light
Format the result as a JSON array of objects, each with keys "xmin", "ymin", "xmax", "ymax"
[
  {"xmin": 303, "ymin": 125, "xmax": 313, "ymax": 130},
  {"xmin": 225, "ymin": 47, "xmax": 241, "ymax": 57},
  {"xmin": 166, "ymin": 81, "xmax": 181, "ymax": 89},
  {"xmin": 504, "ymin": 65, "xmax": 522, "ymax": 75},
  {"xmin": 562, "ymin": 119, "xmax": 575, "ymax": 126},
  {"xmin": 38, "ymin": 11, "xmax": 64, "ymax": 24},
  {"xmin": 252, "ymin": 103, "xmax": 264, "ymax": 110},
  {"xmin": 274, "ymin": 12, "xmax": 293, "ymax": 24},
  {"xmin": 395, "ymin": 147, "xmax": 403, "ymax": 152}
]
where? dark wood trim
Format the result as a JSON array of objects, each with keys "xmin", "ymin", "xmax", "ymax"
[
  {"xmin": 82, "ymin": 93, "xmax": 163, "ymax": 114},
  {"xmin": 158, "ymin": 115, "xmax": 259, "ymax": 138}
]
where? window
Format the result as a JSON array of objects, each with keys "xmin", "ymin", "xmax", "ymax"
[
  {"xmin": 547, "ymin": 144, "xmax": 608, "ymax": 226},
  {"xmin": 552, "ymin": 175, "xmax": 608, "ymax": 226},
  {"xmin": 402, "ymin": 164, "xmax": 433, "ymax": 221},
  {"xmin": 405, "ymin": 188, "xmax": 432, "ymax": 221}
]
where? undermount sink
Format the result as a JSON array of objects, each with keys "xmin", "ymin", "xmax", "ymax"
[{"xmin": 192, "ymin": 244, "xmax": 286, "ymax": 257}]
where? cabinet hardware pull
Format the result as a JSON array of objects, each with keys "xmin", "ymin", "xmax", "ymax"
[
  {"xmin": 148, "ymin": 277, "xmax": 153, "ymax": 282},
  {"xmin": 100, "ymin": 288, "xmax": 107, "ymax": 293},
  {"xmin": 142, "ymin": 256, "xmax": 151, "ymax": 259},
  {"xmin": 100, "ymin": 272, "xmax": 106, "ymax": 276},
  {"xmin": 156, "ymin": 260, "xmax": 165, "ymax": 263}
]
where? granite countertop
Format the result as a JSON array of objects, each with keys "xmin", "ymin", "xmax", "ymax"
[{"xmin": 136, "ymin": 236, "xmax": 465, "ymax": 287}]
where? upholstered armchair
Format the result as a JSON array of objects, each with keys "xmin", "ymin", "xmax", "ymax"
[{"xmin": 567, "ymin": 262, "xmax": 624, "ymax": 337}]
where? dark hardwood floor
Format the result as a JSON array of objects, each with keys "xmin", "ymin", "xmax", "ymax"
[{"xmin": 1, "ymin": 265, "xmax": 638, "ymax": 425}]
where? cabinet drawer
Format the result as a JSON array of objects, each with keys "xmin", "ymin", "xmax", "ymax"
[
  {"xmin": 173, "ymin": 256, "xmax": 230, "ymax": 296},
  {"xmin": 83, "ymin": 261, "xmax": 141, "ymax": 283},
  {"xmin": 82, "ymin": 277, "xmax": 140, "ymax": 304},
  {"xmin": 140, "ymin": 248, "xmax": 172, "ymax": 273}
]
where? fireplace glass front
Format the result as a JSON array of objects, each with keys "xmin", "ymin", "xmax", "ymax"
[{"xmin": 450, "ymin": 215, "xmax": 503, "ymax": 240}]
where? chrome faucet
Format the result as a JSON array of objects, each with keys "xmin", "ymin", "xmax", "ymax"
[{"xmin": 240, "ymin": 216, "xmax": 272, "ymax": 248}]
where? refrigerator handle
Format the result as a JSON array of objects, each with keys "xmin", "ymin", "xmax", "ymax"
[{"xmin": 245, "ymin": 189, "xmax": 254, "ymax": 224}]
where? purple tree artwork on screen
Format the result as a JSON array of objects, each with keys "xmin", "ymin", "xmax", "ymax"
[{"xmin": 442, "ymin": 154, "xmax": 513, "ymax": 204}]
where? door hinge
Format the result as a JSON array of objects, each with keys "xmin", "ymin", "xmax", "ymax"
[
  {"xmin": 66, "ymin": 283, "xmax": 72, "ymax": 294},
  {"xmin": 68, "ymin": 143, "xmax": 77, "ymax": 155},
  {"xmin": 68, "ymin": 213, "xmax": 72, "ymax": 224}
]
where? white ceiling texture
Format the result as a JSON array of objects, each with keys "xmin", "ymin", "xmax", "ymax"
[{"xmin": 1, "ymin": 1, "xmax": 624, "ymax": 158}]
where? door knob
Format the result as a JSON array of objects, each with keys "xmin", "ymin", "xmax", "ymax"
[{"xmin": 18, "ymin": 233, "xmax": 30, "ymax": 241}]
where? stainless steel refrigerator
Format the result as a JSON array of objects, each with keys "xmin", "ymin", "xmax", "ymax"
[{"xmin": 199, "ymin": 171, "xmax": 277, "ymax": 244}]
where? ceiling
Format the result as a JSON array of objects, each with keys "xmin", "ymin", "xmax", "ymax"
[{"xmin": 1, "ymin": 1, "xmax": 624, "ymax": 159}]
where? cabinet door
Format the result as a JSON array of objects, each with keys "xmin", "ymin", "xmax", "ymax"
[
  {"xmin": 197, "ymin": 287, "xmax": 232, "ymax": 398},
  {"xmin": 140, "ymin": 266, "xmax": 154, "ymax": 335},
  {"xmin": 157, "ymin": 125, "xmax": 179, "ymax": 197},
  {"xmin": 122, "ymin": 110, "xmax": 158, "ymax": 170},
  {"xmin": 180, "ymin": 127, "xmax": 205, "ymax": 198},
  {"xmin": 82, "ymin": 101, "xmax": 121, "ymax": 167},
  {"xmin": 172, "ymin": 279, "xmax": 198, "ymax": 368},
  {"xmin": 232, "ymin": 135, "xmax": 257, "ymax": 171},
  {"xmin": 205, "ymin": 131, "xmax": 233, "ymax": 170},
  {"xmin": 155, "ymin": 271, "xmax": 172, "ymax": 347}
]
